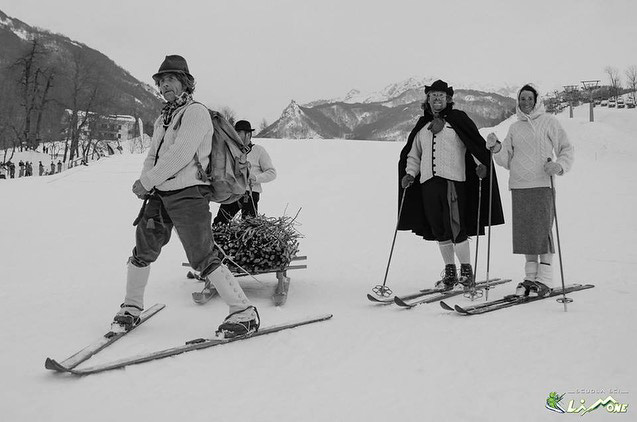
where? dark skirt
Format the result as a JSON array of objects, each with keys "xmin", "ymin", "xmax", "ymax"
[{"xmin": 511, "ymin": 188, "xmax": 555, "ymax": 255}]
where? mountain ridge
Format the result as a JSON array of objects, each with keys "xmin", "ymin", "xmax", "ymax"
[
  {"xmin": 0, "ymin": 9, "xmax": 163, "ymax": 138},
  {"xmin": 261, "ymin": 80, "xmax": 517, "ymax": 141}
]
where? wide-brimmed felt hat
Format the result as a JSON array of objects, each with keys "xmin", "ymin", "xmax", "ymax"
[
  {"xmin": 234, "ymin": 120, "xmax": 255, "ymax": 132},
  {"xmin": 152, "ymin": 55, "xmax": 194, "ymax": 82},
  {"xmin": 425, "ymin": 79, "xmax": 454, "ymax": 97}
]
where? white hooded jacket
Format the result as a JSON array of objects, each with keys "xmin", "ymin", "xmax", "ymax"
[{"xmin": 494, "ymin": 86, "xmax": 574, "ymax": 189}]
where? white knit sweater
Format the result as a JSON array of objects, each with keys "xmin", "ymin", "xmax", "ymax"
[
  {"xmin": 139, "ymin": 101, "xmax": 213, "ymax": 192},
  {"xmin": 494, "ymin": 102, "xmax": 574, "ymax": 189}
]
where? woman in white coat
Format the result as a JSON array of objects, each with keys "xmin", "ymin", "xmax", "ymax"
[{"xmin": 486, "ymin": 84, "xmax": 574, "ymax": 297}]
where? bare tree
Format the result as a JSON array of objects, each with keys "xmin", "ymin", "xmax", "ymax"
[
  {"xmin": 8, "ymin": 38, "xmax": 58, "ymax": 150},
  {"xmin": 604, "ymin": 66, "xmax": 622, "ymax": 99},
  {"xmin": 220, "ymin": 106, "xmax": 236, "ymax": 125},
  {"xmin": 0, "ymin": 76, "xmax": 19, "ymax": 158},
  {"xmin": 625, "ymin": 65, "xmax": 637, "ymax": 98},
  {"xmin": 61, "ymin": 50, "xmax": 109, "ymax": 162}
]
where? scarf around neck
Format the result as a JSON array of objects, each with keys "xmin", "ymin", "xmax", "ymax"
[
  {"xmin": 161, "ymin": 92, "xmax": 193, "ymax": 127},
  {"xmin": 426, "ymin": 104, "xmax": 452, "ymax": 135}
]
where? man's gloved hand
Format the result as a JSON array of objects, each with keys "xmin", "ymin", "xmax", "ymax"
[
  {"xmin": 132, "ymin": 179, "xmax": 151, "ymax": 199},
  {"xmin": 401, "ymin": 174, "xmax": 415, "ymax": 189},
  {"xmin": 544, "ymin": 161, "xmax": 563, "ymax": 176},
  {"xmin": 476, "ymin": 164, "xmax": 488, "ymax": 179}
]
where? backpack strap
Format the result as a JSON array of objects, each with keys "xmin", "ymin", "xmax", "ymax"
[{"xmin": 194, "ymin": 154, "xmax": 211, "ymax": 183}]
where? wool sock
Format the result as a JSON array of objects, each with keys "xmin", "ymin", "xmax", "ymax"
[
  {"xmin": 454, "ymin": 240, "xmax": 471, "ymax": 265},
  {"xmin": 438, "ymin": 241, "xmax": 455, "ymax": 266}
]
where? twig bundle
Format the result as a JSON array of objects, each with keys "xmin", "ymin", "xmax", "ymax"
[{"xmin": 213, "ymin": 213, "xmax": 303, "ymax": 274}]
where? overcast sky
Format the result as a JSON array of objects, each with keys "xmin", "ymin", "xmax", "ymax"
[{"xmin": 2, "ymin": 0, "xmax": 636, "ymax": 125}]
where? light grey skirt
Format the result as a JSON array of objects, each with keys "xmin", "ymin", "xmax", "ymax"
[{"xmin": 511, "ymin": 188, "xmax": 555, "ymax": 255}]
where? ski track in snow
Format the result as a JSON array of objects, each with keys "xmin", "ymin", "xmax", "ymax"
[{"xmin": 1, "ymin": 104, "xmax": 634, "ymax": 422}]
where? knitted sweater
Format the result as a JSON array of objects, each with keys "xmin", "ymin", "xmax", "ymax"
[
  {"xmin": 247, "ymin": 144, "xmax": 277, "ymax": 193},
  {"xmin": 139, "ymin": 101, "xmax": 213, "ymax": 192},
  {"xmin": 494, "ymin": 102, "xmax": 574, "ymax": 189},
  {"xmin": 405, "ymin": 124, "xmax": 468, "ymax": 182}
]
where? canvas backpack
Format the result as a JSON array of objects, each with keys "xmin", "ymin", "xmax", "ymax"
[{"xmin": 176, "ymin": 102, "xmax": 251, "ymax": 204}]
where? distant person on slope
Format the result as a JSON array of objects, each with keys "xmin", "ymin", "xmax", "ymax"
[
  {"xmin": 486, "ymin": 84, "xmax": 573, "ymax": 297},
  {"xmin": 113, "ymin": 55, "xmax": 259, "ymax": 338},
  {"xmin": 213, "ymin": 119, "xmax": 277, "ymax": 225},
  {"xmin": 398, "ymin": 79, "xmax": 505, "ymax": 291}
]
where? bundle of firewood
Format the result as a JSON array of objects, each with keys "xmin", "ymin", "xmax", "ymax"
[{"xmin": 212, "ymin": 214, "xmax": 302, "ymax": 274}]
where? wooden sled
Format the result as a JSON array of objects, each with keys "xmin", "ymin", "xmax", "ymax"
[{"xmin": 183, "ymin": 255, "xmax": 307, "ymax": 306}]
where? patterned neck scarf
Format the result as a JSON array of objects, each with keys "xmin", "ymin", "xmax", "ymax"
[{"xmin": 161, "ymin": 92, "xmax": 193, "ymax": 127}]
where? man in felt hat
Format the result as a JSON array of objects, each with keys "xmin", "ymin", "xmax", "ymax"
[
  {"xmin": 113, "ymin": 55, "xmax": 260, "ymax": 338},
  {"xmin": 213, "ymin": 119, "xmax": 277, "ymax": 225},
  {"xmin": 397, "ymin": 79, "xmax": 505, "ymax": 291}
]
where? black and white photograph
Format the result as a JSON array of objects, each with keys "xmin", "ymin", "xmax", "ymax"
[{"xmin": 0, "ymin": 1, "xmax": 634, "ymax": 421}]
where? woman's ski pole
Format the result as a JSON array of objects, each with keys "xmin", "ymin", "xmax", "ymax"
[
  {"xmin": 467, "ymin": 175, "xmax": 484, "ymax": 300},
  {"xmin": 485, "ymin": 152, "xmax": 494, "ymax": 300},
  {"xmin": 548, "ymin": 158, "xmax": 572, "ymax": 311}
]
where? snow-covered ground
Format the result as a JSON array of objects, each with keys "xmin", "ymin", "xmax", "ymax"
[{"xmin": 1, "ymin": 104, "xmax": 634, "ymax": 421}]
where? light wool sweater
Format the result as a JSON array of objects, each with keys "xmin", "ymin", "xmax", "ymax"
[
  {"xmin": 405, "ymin": 124, "xmax": 467, "ymax": 182},
  {"xmin": 247, "ymin": 144, "xmax": 277, "ymax": 193},
  {"xmin": 494, "ymin": 102, "xmax": 574, "ymax": 189},
  {"xmin": 139, "ymin": 101, "xmax": 213, "ymax": 192}
]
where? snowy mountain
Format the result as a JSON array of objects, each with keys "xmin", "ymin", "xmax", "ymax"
[
  {"xmin": 306, "ymin": 77, "xmax": 520, "ymax": 107},
  {"xmin": 262, "ymin": 77, "xmax": 516, "ymax": 140},
  {"xmin": 2, "ymin": 103, "xmax": 633, "ymax": 422},
  {"xmin": 0, "ymin": 9, "xmax": 162, "ymax": 131},
  {"xmin": 457, "ymin": 80, "xmax": 520, "ymax": 99}
]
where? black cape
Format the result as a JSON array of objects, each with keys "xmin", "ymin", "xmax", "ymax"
[{"xmin": 397, "ymin": 106, "xmax": 505, "ymax": 240}]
